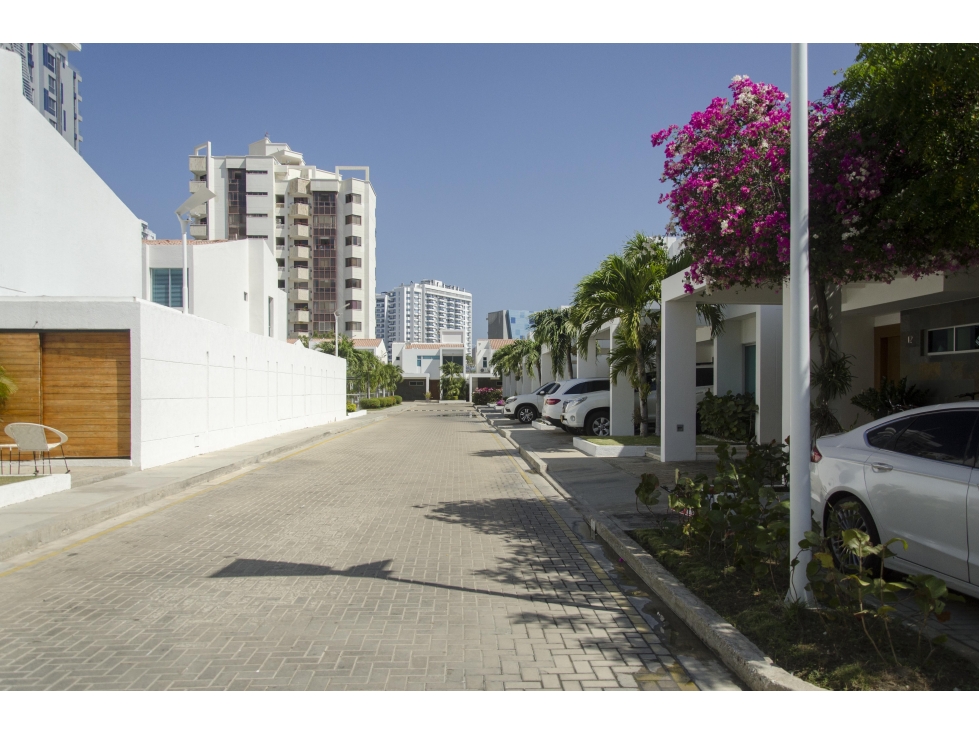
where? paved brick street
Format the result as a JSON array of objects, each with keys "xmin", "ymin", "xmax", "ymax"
[{"xmin": 0, "ymin": 408, "xmax": 733, "ymax": 690}]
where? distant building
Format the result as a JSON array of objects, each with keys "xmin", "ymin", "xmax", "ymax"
[
  {"xmin": 375, "ymin": 280, "xmax": 473, "ymax": 359},
  {"xmin": 487, "ymin": 309, "xmax": 531, "ymax": 340},
  {"xmin": 2, "ymin": 43, "xmax": 82, "ymax": 152},
  {"xmin": 140, "ymin": 220, "xmax": 156, "ymax": 241}
]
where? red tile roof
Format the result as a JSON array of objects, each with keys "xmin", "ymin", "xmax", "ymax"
[
  {"xmin": 486, "ymin": 339, "xmax": 516, "ymax": 349},
  {"xmin": 353, "ymin": 339, "xmax": 383, "ymax": 347}
]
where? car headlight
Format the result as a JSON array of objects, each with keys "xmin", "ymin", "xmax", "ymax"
[
  {"xmin": 505, "ymin": 396, "xmax": 517, "ymax": 403},
  {"xmin": 567, "ymin": 396, "xmax": 587, "ymax": 408}
]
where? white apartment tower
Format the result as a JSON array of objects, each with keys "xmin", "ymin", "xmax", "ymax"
[
  {"xmin": 187, "ymin": 138, "xmax": 376, "ymax": 340},
  {"xmin": 375, "ymin": 280, "xmax": 473, "ymax": 358},
  {"xmin": 2, "ymin": 43, "xmax": 82, "ymax": 152}
]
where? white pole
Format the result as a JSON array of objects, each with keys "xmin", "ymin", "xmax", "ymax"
[
  {"xmin": 788, "ymin": 43, "xmax": 813, "ymax": 605},
  {"xmin": 180, "ymin": 219, "xmax": 189, "ymax": 315}
]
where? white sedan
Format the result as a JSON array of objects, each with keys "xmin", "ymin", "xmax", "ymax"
[
  {"xmin": 503, "ymin": 382, "xmax": 561, "ymax": 423},
  {"xmin": 810, "ymin": 402, "xmax": 979, "ymax": 596}
]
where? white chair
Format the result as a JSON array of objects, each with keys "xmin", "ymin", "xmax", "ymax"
[{"xmin": 3, "ymin": 423, "xmax": 69, "ymax": 475}]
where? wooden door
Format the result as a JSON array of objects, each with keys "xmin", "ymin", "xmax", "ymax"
[
  {"xmin": 0, "ymin": 333, "xmax": 42, "ymax": 429},
  {"xmin": 40, "ymin": 331, "xmax": 131, "ymax": 458},
  {"xmin": 874, "ymin": 325, "xmax": 902, "ymax": 390}
]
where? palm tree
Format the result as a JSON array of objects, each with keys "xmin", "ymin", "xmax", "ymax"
[
  {"xmin": 572, "ymin": 233, "xmax": 668, "ymax": 437},
  {"xmin": 440, "ymin": 360, "xmax": 465, "ymax": 399},
  {"xmin": 378, "ymin": 363, "xmax": 404, "ymax": 397},
  {"xmin": 530, "ymin": 308, "xmax": 577, "ymax": 379},
  {"xmin": 489, "ymin": 339, "xmax": 539, "ymax": 387}
]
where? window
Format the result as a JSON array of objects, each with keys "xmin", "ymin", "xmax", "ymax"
[
  {"xmin": 536, "ymin": 382, "xmax": 557, "ymax": 396},
  {"xmin": 275, "ymin": 195, "xmax": 285, "ymax": 204},
  {"xmin": 227, "ymin": 169, "xmax": 247, "ymax": 240},
  {"xmin": 927, "ymin": 322, "xmax": 979, "ymax": 354},
  {"xmin": 345, "ymin": 257, "xmax": 362, "ymax": 268},
  {"xmin": 409, "ymin": 380, "xmax": 424, "ymax": 386},
  {"xmin": 345, "ymin": 300, "xmax": 362, "ymax": 311},
  {"xmin": 345, "ymin": 236, "xmax": 362, "ymax": 247},
  {"xmin": 275, "ymin": 216, "xmax": 285, "ymax": 225},
  {"xmin": 892, "ymin": 411, "xmax": 979, "ymax": 465},
  {"xmin": 696, "ymin": 365, "xmax": 714, "ymax": 388},
  {"xmin": 246, "ymin": 191, "xmax": 267, "ymax": 196},
  {"xmin": 346, "ymin": 321, "xmax": 362, "ymax": 331},
  {"xmin": 482, "ymin": 357, "xmax": 487, "ymax": 368},
  {"xmin": 246, "ymin": 213, "xmax": 268, "ymax": 217},
  {"xmin": 928, "ymin": 328, "xmax": 953, "ymax": 354},
  {"xmin": 150, "ymin": 268, "xmax": 183, "ymax": 308},
  {"xmin": 246, "ymin": 170, "xmax": 268, "ymax": 174},
  {"xmin": 345, "ymin": 193, "xmax": 362, "ymax": 204},
  {"xmin": 866, "ymin": 417, "xmax": 915, "ymax": 450},
  {"xmin": 345, "ymin": 279, "xmax": 362, "ymax": 289},
  {"xmin": 43, "ymin": 44, "xmax": 56, "ymax": 71},
  {"xmin": 43, "ymin": 90, "xmax": 56, "ymax": 114},
  {"xmin": 48, "ymin": 75, "xmax": 56, "ymax": 94},
  {"xmin": 956, "ymin": 324, "xmax": 979, "ymax": 352},
  {"xmin": 345, "ymin": 214, "xmax": 362, "ymax": 225},
  {"xmin": 417, "ymin": 356, "xmax": 422, "ymax": 367},
  {"xmin": 743, "ymin": 344, "xmax": 757, "ymax": 397}
]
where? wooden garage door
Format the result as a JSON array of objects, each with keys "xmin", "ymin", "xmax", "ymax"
[
  {"xmin": 0, "ymin": 333, "xmax": 42, "ymax": 427},
  {"xmin": 40, "ymin": 332, "xmax": 131, "ymax": 458}
]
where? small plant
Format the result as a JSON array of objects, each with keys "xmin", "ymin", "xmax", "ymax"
[
  {"xmin": 424, "ymin": 391, "xmax": 432, "ymax": 401},
  {"xmin": 634, "ymin": 473, "xmax": 662, "ymax": 515},
  {"xmin": 697, "ymin": 390, "xmax": 757, "ymax": 442},
  {"xmin": 907, "ymin": 574, "xmax": 965, "ymax": 661},
  {"xmin": 346, "ymin": 402, "xmax": 356, "ymax": 413},
  {"xmin": 850, "ymin": 377, "xmax": 929, "ymax": 420},
  {"xmin": 472, "ymin": 387, "xmax": 503, "ymax": 406}
]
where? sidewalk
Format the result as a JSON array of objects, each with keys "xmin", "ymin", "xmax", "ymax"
[
  {"xmin": 0, "ymin": 407, "xmax": 401, "ymax": 563},
  {"xmin": 480, "ymin": 407, "xmax": 979, "ymax": 667}
]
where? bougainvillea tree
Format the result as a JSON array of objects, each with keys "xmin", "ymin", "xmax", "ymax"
[{"xmin": 651, "ymin": 50, "xmax": 979, "ymax": 432}]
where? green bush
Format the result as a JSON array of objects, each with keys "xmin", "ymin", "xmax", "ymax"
[
  {"xmin": 697, "ymin": 389, "xmax": 757, "ymax": 442},
  {"xmin": 394, "ymin": 396, "xmax": 403, "ymax": 405},
  {"xmin": 361, "ymin": 396, "xmax": 398, "ymax": 409},
  {"xmin": 850, "ymin": 377, "xmax": 929, "ymax": 420},
  {"xmin": 346, "ymin": 402, "xmax": 357, "ymax": 413},
  {"xmin": 472, "ymin": 387, "xmax": 503, "ymax": 406},
  {"xmin": 360, "ymin": 398, "xmax": 380, "ymax": 409}
]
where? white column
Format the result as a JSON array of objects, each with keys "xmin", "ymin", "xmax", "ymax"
[
  {"xmin": 788, "ymin": 42, "xmax": 813, "ymax": 604},
  {"xmin": 755, "ymin": 305, "xmax": 783, "ymax": 444},
  {"xmin": 782, "ymin": 284, "xmax": 792, "ymax": 443},
  {"xmin": 577, "ymin": 336, "xmax": 600, "ymax": 378},
  {"xmin": 660, "ymin": 299, "xmax": 697, "ymax": 461},
  {"xmin": 608, "ymin": 322, "xmax": 634, "ymax": 436}
]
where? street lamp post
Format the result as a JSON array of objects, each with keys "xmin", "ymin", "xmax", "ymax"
[
  {"xmin": 787, "ymin": 43, "xmax": 814, "ymax": 605},
  {"xmin": 174, "ymin": 187, "xmax": 217, "ymax": 315}
]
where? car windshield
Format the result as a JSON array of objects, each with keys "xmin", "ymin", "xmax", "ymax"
[{"xmin": 535, "ymin": 382, "xmax": 556, "ymax": 395}]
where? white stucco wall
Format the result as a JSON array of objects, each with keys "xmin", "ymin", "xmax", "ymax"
[
  {"xmin": 0, "ymin": 297, "xmax": 346, "ymax": 470},
  {"xmin": 0, "ymin": 52, "xmax": 142, "ymax": 299}
]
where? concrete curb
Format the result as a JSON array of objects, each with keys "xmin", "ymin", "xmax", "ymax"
[
  {"xmin": 574, "ymin": 436, "xmax": 648, "ymax": 457},
  {"xmin": 480, "ymin": 414, "xmax": 822, "ymax": 691},
  {"xmin": 0, "ymin": 411, "xmax": 396, "ymax": 563}
]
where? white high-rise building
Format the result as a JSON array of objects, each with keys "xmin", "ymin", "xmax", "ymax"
[
  {"xmin": 187, "ymin": 138, "xmax": 376, "ymax": 340},
  {"xmin": 375, "ymin": 280, "xmax": 473, "ymax": 358},
  {"xmin": 2, "ymin": 43, "xmax": 82, "ymax": 152}
]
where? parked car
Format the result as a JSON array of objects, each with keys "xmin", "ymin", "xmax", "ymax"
[
  {"xmin": 562, "ymin": 387, "xmax": 659, "ymax": 436},
  {"xmin": 810, "ymin": 402, "xmax": 979, "ymax": 597},
  {"xmin": 541, "ymin": 378, "xmax": 611, "ymax": 427},
  {"xmin": 503, "ymin": 381, "xmax": 561, "ymax": 423}
]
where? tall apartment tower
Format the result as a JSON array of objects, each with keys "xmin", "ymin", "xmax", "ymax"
[
  {"xmin": 2, "ymin": 43, "xmax": 82, "ymax": 152},
  {"xmin": 486, "ymin": 309, "xmax": 531, "ymax": 340},
  {"xmin": 187, "ymin": 138, "xmax": 376, "ymax": 340},
  {"xmin": 375, "ymin": 280, "xmax": 473, "ymax": 358}
]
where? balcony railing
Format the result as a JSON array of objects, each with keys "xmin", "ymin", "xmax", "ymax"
[
  {"xmin": 293, "ymin": 245, "xmax": 310, "ymax": 259},
  {"xmin": 189, "ymin": 156, "xmax": 206, "ymax": 173},
  {"xmin": 289, "ymin": 310, "xmax": 311, "ymax": 323},
  {"xmin": 292, "ymin": 288, "xmax": 310, "ymax": 301},
  {"xmin": 189, "ymin": 180, "xmax": 206, "ymax": 194},
  {"xmin": 289, "ymin": 203, "xmax": 310, "ymax": 217},
  {"xmin": 289, "ymin": 224, "xmax": 310, "ymax": 238},
  {"xmin": 291, "ymin": 267, "xmax": 310, "ymax": 281},
  {"xmin": 288, "ymin": 178, "xmax": 310, "ymax": 195},
  {"xmin": 189, "ymin": 224, "xmax": 207, "ymax": 238}
]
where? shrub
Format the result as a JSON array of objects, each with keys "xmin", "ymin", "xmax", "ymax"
[
  {"xmin": 850, "ymin": 377, "xmax": 929, "ymax": 420},
  {"xmin": 360, "ymin": 398, "xmax": 380, "ymax": 409},
  {"xmin": 346, "ymin": 402, "xmax": 357, "ymax": 413},
  {"xmin": 472, "ymin": 387, "xmax": 503, "ymax": 406},
  {"xmin": 697, "ymin": 389, "xmax": 757, "ymax": 442},
  {"xmin": 394, "ymin": 395, "xmax": 403, "ymax": 405},
  {"xmin": 424, "ymin": 391, "xmax": 431, "ymax": 400}
]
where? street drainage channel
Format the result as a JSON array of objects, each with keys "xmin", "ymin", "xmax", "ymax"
[{"xmin": 571, "ymin": 519, "xmax": 746, "ymax": 691}]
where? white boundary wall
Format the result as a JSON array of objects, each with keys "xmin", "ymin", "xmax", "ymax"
[{"xmin": 0, "ymin": 297, "xmax": 346, "ymax": 469}]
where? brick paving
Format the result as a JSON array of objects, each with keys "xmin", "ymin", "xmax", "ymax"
[{"xmin": 0, "ymin": 407, "xmax": 710, "ymax": 690}]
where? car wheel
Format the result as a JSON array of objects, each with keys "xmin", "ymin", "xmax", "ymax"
[
  {"xmin": 585, "ymin": 409, "xmax": 611, "ymax": 437},
  {"xmin": 516, "ymin": 405, "xmax": 538, "ymax": 424},
  {"xmin": 826, "ymin": 496, "xmax": 881, "ymax": 574}
]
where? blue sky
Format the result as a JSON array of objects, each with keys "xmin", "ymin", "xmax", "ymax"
[{"xmin": 78, "ymin": 44, "xmax": 858, "ymax": 337}]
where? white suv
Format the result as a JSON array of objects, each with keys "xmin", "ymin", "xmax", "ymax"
[
  {"xmin": 562, "ymin": 387, "xmax": 659, "ymax": 436},
  {"xmin": 541, "ymin": 378, "xmax": 611, "ymax": 426},
  {"xmin": 503, "ymin": 381, "xmax": 561, "ymax": 423}
]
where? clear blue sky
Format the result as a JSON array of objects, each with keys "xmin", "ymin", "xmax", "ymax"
[{"xmin": 78, "ymin": 44, "xmax": 858, "ymax": 337}]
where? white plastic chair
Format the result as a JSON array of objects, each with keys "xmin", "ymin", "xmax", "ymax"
[{"xmin": 3, "ymin": 423, "xmax": 69, "ymax": 475}]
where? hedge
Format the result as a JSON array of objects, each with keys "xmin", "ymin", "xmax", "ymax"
[{"xmin": 360, "ymin": 396, "xmax": 399, "ymax": 409}]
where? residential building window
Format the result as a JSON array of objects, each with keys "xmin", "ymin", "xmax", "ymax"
[
  {"xmin": 43, "ymin": 44, "xmax": 56, "ymax": 71},
  {"xmin": 345, "ymin": 193, "xmax": 362, "ymax": 204},
  {"xmin": 345, "ymin": 236, "xmax": 362, "ymax": 247},
  {"xmin": 927, "ymin": 323, "xmax": 979, "ymax": 354},
  {"xmin": 345, "ymin": 279, "xmax": 362, "ymax": 289},
  {"xmin": 246, "ymin": 191, "xmax": 267, "ymax": 196},
  {"xmin": 417, "ymin": 356, "xmax": 422, "ymax": 367},
  {"xmin": 227, "ymin": 169, "xmax": 247, "ymax": 239},
  {"xmin": 43, "ymin": 90, "xmax": 56, "ymax": 115},
  {"xmin": 48, "ymin": 75, "xmax": 56, "ymax": 94},
  {"xmin": 275, "ymin": 216, "xmax": 285, "ymax": 225},
  {"xmin": 345, "ymin": 214, "xmax": 362, "ymax": 225},
  {"xmin": 482, "ymin": 357, "xmax": 487, "ymax": 368},
  {"xmin": 275, "ymin": 194, "xmax": 285, "ymax": 204},
  {"xmin": 150, "ymin": 268, "xmax": 183, "ymax": 308},
  {"xmin": 346, "ymin": 321, "xmax": 362, "ymax": 331},
  {"xmin": 246, "ymin": 170, "xmax": 268, "ymax": 174},
  {"xmin": 246, "ymin": 213, "xmax": 268, "ymax": 217},
  {"xmin": 345, "ymin": 300, "xmax": 362, "ymax": 311},
  {"xmin": 345, "ymin": 257, "xmax": 362, "ymax": 267}
]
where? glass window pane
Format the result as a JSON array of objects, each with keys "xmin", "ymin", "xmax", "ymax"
[
  {"xmin": 892, "ymin": 411, "xmax": 979, "ymax": 465},
  {"xmin": 866, "ymin": 417, "xmax": 914, "ymax": 450},
  {"xmin": 955, "ymin": 325, "xmax": 979, "ymax": 352},
  {"xmin": 151, "ymin": 269, "xmax": 170, "ymax": 306},
  {"xmin": 169, "ymin": 268, "xmax": 183, "ymax": 308},
  {"xmin": 928, "ymin": 328, "xmax": 953, "ymax": 353}
]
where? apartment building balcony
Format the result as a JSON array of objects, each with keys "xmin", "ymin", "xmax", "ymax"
[
  {"xmin": 289, "ymin": 310, "xmax": 311, "ymax": 324},
  {"xmin": 293, "ymin": 245, "xmax": 310, "ymax": 259},
  {"xmin": 288, "ymin": 178, "xmax": 310, "ymax": 195},
  {"xmin": 275, "ymin": 245, "xmax": 287, "ymax": 258},
  {"xmin": 290, "ymin": 267, "xmax": 310, "ymax": 281},
  {"xmin": 289, "ymin": 203, "xmax": 310, "ymax": 217},
  {"xmin": 189, "ymin": 179, "xmax": 206, "ymax": 194},
  {"xmin": 188, "ymin": 204, "xmax": 207, "ymax": 218},
  {"xmin": 278, "ymin": 267, "xmax": 287, "ymax": 280},
  {"xmin": 189, "ymin": 156, "xmax": 206, "ymax": 173},
  {"xmin": 289, "ymin": 224, "xmax": 310, "ymax": 238},
  {"xmin": 292, "ymin": 288, "xmax": 310, "ymax": 302},
  {"xmin": 189, "ymin": 224, "xmax": 207, "ymax": 238}
]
